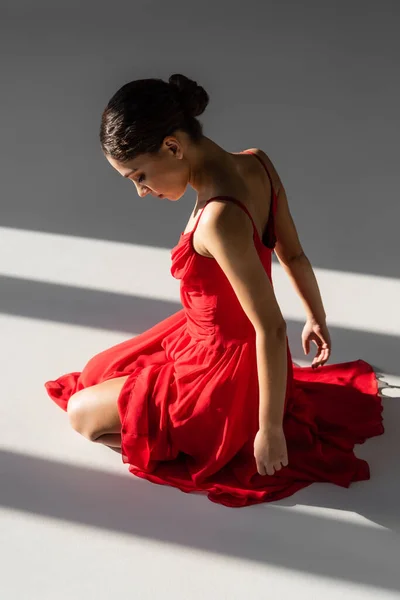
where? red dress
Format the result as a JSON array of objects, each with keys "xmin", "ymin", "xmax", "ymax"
[{"xmin": 45, "ymin": 150, "xmax": 384, "ymax": 507}]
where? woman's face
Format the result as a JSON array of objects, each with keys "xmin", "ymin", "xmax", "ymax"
[{"xmin": 105, "ymin": 138, "xmax": 189, "ymax": 201}]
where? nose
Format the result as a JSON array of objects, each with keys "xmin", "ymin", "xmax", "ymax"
[{"xmin": 134, "ymin": 182, "xmax": 149, "ymax": 198}]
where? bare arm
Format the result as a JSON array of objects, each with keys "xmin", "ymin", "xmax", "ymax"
[
  {"xmin": 255, "ymin": 149, "xmax": 327, "ymax": 325},
  {"xmin": 277, "ymin": 254, "xmax": 326, "ymax": 324},
  {"xmin": 199, "ymin": 200, "xmax": 287, "ymax": 430}
]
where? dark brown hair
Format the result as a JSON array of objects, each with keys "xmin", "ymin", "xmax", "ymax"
[{"xmin": 100, "ymin": 73, "xmax": 209, "ymax": 162}]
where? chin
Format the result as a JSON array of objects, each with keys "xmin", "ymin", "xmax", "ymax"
[
  {"xmin": 173, "ymin": 191, "xmax": 185, "ymax": 201},
  {"xmin": 163, "ymin": 190, "xmax": 183, "ymax": 202}
]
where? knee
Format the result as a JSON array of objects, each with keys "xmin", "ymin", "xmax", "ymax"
[{"xmin": 67, "ymin": 389, "xmax": 96, "ymax": 440}]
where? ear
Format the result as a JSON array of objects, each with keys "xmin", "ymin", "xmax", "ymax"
[{"xmin": 164, "ymin": 136, "xmax": 183, "ymax": 158}]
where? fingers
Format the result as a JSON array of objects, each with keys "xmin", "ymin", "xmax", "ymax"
[
  {"xmin": 309, "ymin": 328, "xmax": 332, "ymax": 368},
  {"xmin": 257, "ymin": 460, "xmax": 288, "ymax": 477},
  {"xmin": 312, "ymin": 342, "xmax": 331, "ymax": 368},
  {"xmin": 256, "ymin": 459, "xmax": 267, "ymax": 476},
  {"xmin": 266, "ymin": 462, "xmax": 284, "ymax": 476},
  {"xmin": 303, "ymin": 325, "xmax": 332, "ymax": 368}
]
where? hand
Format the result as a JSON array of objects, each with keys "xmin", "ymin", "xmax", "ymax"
[
  {"xmin": 254, "ymin": 426, "xmax": 288, "ymax": 476},
  {"xmin": 302, "ymin": 318, "xmax": 331, "ymax": 368}
]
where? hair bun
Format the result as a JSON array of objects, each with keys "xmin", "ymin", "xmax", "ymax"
[{"xmin": 168, "ymin": 73, "xmax": 209, "ymax": 117}]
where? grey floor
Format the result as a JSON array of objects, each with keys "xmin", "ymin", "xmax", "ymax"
[{"xmin": 1, "ymin": 226, "xmax": 399, "ymax": 599}]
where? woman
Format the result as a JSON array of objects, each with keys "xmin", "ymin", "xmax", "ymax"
[{"xmin": 45, "ymin": 74, "xmax": 384, "ymax": 507}]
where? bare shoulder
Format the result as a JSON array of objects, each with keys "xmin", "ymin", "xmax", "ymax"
[
  {"xmin": 196, "ymin": 195, "xmax": 286, "ymax": 333},
  {"xmin": 245, "ymin": 147, "xmax": 284, "ymax": 194},
  {"xmin": 199, "ymin": 196, "xmax": 253, "ymax": 238},
  {"xmin": 194, "ymin": 195, "xmax": 254, "ymax": 258}
]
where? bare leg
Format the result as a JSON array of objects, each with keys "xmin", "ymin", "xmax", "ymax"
[
  {"xmin": 93, "ymin": 432, "xmax": 122, "ymax": 453},
  {"xmin": 68, "ymin": 376, "xmax": 129, "ymax": 453}
]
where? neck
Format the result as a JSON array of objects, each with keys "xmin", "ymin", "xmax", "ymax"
[{"xmin": 188, "ymin": 136, "xmax": 235, "ymax": 197}]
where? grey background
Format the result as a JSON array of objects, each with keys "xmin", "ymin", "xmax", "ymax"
[
  {"xmin": 1, "ymin": 0, "xmax": 399, "ymax": 372},
  {"xmin": 1, "ymin": 1, "xmax": 399, "ymax": 274}
]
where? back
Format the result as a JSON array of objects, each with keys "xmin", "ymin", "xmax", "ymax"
[
  {"xmin": 250, "ymin": 148, "xmax": 305, "ymax": 265},
  {"xmin": 188, "ymin": 147, "xmax": 305, "ymax": 265},
  {"xmin": 189, "ymin": 148, "xmax": 276, "ymax": 257}
]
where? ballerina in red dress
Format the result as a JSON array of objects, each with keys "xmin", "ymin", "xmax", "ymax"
[{"xmin": 45, "ymin": 73, "xmax": 384, "ymax": 507}]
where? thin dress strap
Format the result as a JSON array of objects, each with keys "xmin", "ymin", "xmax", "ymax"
[{"xmin": 241, "ymin": 150, "xmax": 277, "ymax": 248}]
